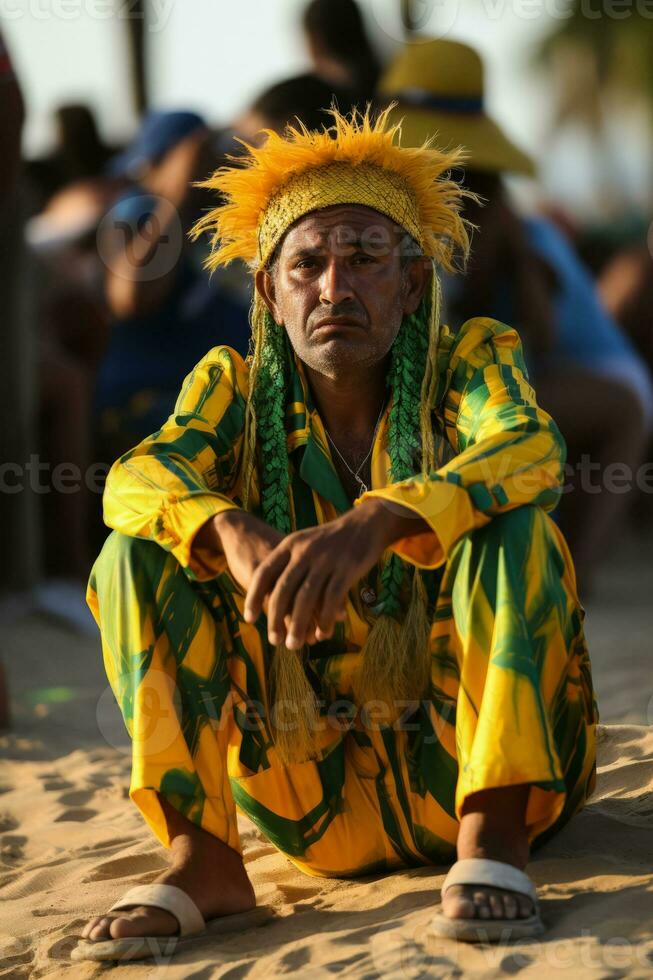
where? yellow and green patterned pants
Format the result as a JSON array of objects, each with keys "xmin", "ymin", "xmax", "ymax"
[{"xmin": 87, "ymin": 506, "xmax": 597, "ymax": 877}]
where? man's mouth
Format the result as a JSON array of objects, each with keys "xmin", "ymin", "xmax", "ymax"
[{"xmin": 310, "ymin": 316, "xmax": 366, "ymax": 337}]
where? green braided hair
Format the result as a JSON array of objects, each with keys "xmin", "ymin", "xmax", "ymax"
[
  {"xmin": 251, "ymin": 307, "xmax": 293, "ymax": 535},
  {"xmin": 241, "ymin": 270, "xmax": 442, "ymax": 761}
]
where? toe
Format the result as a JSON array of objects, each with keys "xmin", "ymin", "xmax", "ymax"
[
  {"xmin": 502, "ymin": 892, "xmax": 519, "ymax": 920},
  {"xmin": 82, "ymin": 916, "xmax": 103, "ymax": 939},
  {"xmin": 109, "ymin": 914, "xmax": 137, "ymax": 940},
  {"xmin": 109, "ymin": 907, "xmax": 178, "ymax": 939},
  {"xmin": 472, "ymin": 890, "xmax": 491, "ymax": 919},
  {"xmin": 87, "ymin": 916, "xmax": 114, "ymax": 941},
  {"xmin": 488, "ymin": 893, "xmax": 504, "ymax": 919},
  {"xmin": 442, "ymin": 885, "xmax": 476, "ymax": 920},
  {"xmin": 517, "ymin": 895, "xmax": 534, "ymax": 919},
  {"xmin": 442, "ymin": 883, "xmax": 535, "ymax": 924}
]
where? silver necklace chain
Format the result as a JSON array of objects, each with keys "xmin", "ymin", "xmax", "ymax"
[{"xmin": 323, "ymin": 401, "xmax": 385, "ymax": 497}]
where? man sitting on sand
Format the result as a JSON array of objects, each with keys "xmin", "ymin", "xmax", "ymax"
[{"xmin": 75, "ymin": 108, "xmax": 597, "ymax": 962}]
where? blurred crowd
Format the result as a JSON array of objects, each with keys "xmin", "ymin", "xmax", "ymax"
[{"xmin": 1, "ymin": 0, "xmax": 652, "ymax": 629}]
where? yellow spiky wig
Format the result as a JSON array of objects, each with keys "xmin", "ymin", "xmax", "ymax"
[
  {"xmin": 190, "ymin": 104, "xmax": 470, "ymax": 272},
  {"xmin": 190, "ymin": 107, "xmax": 472, "ymax": 765}
]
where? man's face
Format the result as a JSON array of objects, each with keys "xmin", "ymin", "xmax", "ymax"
[{"xmin": 256, "ymin": 205, "xmax": 428, "ymax": 378}]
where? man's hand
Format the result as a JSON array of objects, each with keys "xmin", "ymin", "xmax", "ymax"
[
  {"xmin": 244, "ymin": 498, "xmax": 429, "ymax": 650},
  {"xmin": 196, "ymin": 500, "xmax": 429, "ymax": 649},
  {"xmin": 194, "ymin": 509, "xmax": 283, "ymax": 596},
  {"xmin": 195, "ymin": 509, "xmax": 325, "ymax": 644}
]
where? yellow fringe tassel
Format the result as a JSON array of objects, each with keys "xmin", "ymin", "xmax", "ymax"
[
  {"xmin": 269, "ymin": 645, "xmax": 321, "ymax": 764},
  {"xmin": 355, "ymin": 571, "xmax": 432, "ymax": 720},
  {"xmin": 241, "ymin": 294, "xmax": 266, "ymax": 511},
  {"xmin": 419, "ymin": 262, "xmax": 442, "ymax": 475}
]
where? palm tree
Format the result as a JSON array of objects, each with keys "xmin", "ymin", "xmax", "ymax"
[
  {"xmin": 123, "ymin": 0, "xmax": 148, "ymax": 114},
  {"xmin": 538, "ymin": 3, "xmax": 653, "ymax": 123}
]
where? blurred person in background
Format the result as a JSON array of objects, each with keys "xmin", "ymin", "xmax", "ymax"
[
  {"xmin": 95, "ymin": 111, "xmax": 251, "ymax": 461},
  {"xmin": 0, "ymin": 28, "xmax": 34, "ymax": 601},
  {"xmin": 26, "ymin": 103, "xmax": 117, "ymax": 210},
  {"xmin": 21, "ymin": 112, "xmax": 247, "ymax": 625},
  {"xmin": 303, "ymin": 0, "xmax": 382, "ymax": 107},
  {"xmin": 0, "ymin": 30, "xmax": 22, "ymax": 204},
  {"xmin": 598, "ymin": 239, "xmax": 653, "ymax": 524},
  {"xmin": 0, "ymin": 27, "xmax": 27, "ymax": 722},
  {"xmin": 378, "ymin": 39, "xmax": 653, "ymax": 594},
  {"xmin": 1, "ymin": 32, "xmax": 116, "ymax": 634},
  {"xmin": 26, "ymin": 179, "xmax": 116, "ymax": 595},
  {"xmin": 234, "ymin": 72, "xmax": 357, "ymax": 144},
  {"xmin": 599, "ymin": 241, "xmax": 653, "ymax": 382}
]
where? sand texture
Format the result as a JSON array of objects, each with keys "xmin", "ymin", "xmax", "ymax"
[{"xmin": 1, "ymin": 531, "xmax": 652, "ymax": 978}]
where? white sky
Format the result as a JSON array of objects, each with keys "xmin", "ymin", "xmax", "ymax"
[{"xmin": 3, "ymin": 0, "xmax": 552, "ymax": 158}]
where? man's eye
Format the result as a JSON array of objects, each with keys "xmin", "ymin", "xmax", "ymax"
[
  {"xmin": 352, "ymin": 254, "xmax": 375, "ymax": 265},
  {"xmin": 296, "ymin": 259, "xmax": 318, "ymax": 270}
]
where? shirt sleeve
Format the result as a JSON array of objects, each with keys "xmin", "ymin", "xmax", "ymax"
[
  {"xmin": 358, "ymin": 317, "xmax": 566, "ymax": 569},
  {"xmin": 102, "ymin": 345, "xmax": 248, "ymax": 579}
]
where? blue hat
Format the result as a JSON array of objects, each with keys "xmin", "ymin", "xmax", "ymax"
[
  {"xmin": 107, "ymin": 110, "xmax": 206, "ymax": 178},
  {"xmin": 108, "ymin": 189, "xmax": 159, "ymax": 226}
]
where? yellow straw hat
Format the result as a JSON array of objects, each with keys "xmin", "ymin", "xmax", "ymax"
[
  {"xmin": 191, "ymin": 106, "xmax": 471, "ymax": 272},
  {"xmin": 378, "ymin": 38, "xmax": 535, "ymax": 177}
]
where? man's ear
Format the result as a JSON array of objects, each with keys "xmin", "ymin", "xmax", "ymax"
[
  {"xmin": 255, "ymin": 267, "xmax": 283, "ymax": 326},
  {"xmin": 401, "ymin": 257, "xmax": 432, "ymax": 316}
]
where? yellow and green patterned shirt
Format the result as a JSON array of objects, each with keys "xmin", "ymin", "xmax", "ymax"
[{"xmin": 102, "ymin": 317, "xmax": 565, "ymax": 582}]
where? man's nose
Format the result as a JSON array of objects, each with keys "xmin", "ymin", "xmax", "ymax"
[{"xmin": 318, "ymin": 258, "xmax": 355, "ymax": 306}]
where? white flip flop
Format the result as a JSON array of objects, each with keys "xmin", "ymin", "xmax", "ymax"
[
  {"xmin": 71, "ymin": 883, "xmax": 275, "ymax": 963},
  {"xmin": 430, "ymin": 858, "xmax": 544, "ymax": 943}
]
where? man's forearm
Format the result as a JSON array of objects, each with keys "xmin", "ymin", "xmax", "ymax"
[
  {"xmin": 193, "ymin": 508, "xmax": 248, "ymax": 556},
  {"xmin": 354, "ymin": 496, "xmax": 431, "ymax": 549},
  {"xmin": 191, "ymin": 499, "xmax": 432, "ymax": 580}
]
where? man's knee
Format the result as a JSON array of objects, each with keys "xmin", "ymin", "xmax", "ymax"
[
  {"xmin": 449, "ymin": 505, "xmax": 567, "ymax": 592},
  {"xmin": 468, "ymin": 505, "xmax": 549, "ymax": 553},
  {"xmin": 89, "ymin": 532, "xmax": 167, "ymax": 603},
  {"xmin": 496, "ymin": 503, "xmax": 546, "ymax": 536},
  {"xmin": 96, "ymin": 529, "xmax": 159, "ymax": 570}
]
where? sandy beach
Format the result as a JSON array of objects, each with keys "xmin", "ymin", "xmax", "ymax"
[{"xmin": 1, "ymin": 529, "xmax": 652, "ymax": 979}]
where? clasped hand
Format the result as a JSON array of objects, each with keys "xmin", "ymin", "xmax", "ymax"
[{"xmin": 199, "ymin": 499, "xmax": 406, "ymax": 650}]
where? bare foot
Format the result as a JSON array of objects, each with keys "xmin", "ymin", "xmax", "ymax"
[
  {"xmin": 442, "ymin": 785, "xmax": 535, "ymax": 921},
  {"xmin": 82, "ymin": 798, "xmax": 255, "ymax": 942}
]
